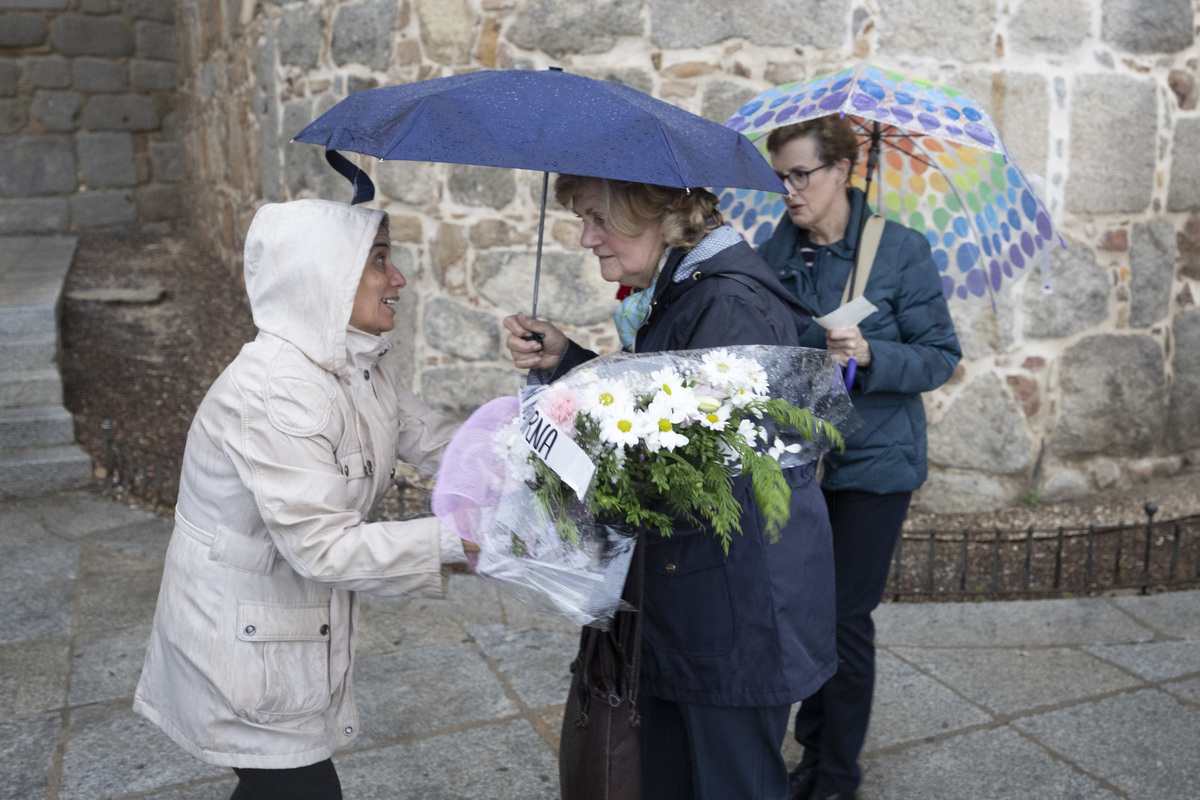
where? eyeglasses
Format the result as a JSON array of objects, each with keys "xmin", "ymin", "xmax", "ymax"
[{"xmin": 774, "ymin": 162, "xmax": 834, "ymax": 191}]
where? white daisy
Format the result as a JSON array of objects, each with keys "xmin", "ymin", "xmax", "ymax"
[
  {"xmin": 736, "ymin": 417, "xmax": 767, "ymax": 448},
  {"xmin": 697, "ymin": 403, "xmax": 731, "ymax": 431},
  {"xmin": 581, "ymin": 382, "xmax": 633, "ymax": 419},
  {"xmin": 649, "ymin": 367, "xmax": 687, "ymax": 400},
  {"xmin": 494, "ymin": 418, "xmax": 536, "ymax": 482},
  {"xmin": 728, "ymin": 384, "xmax": 757, "ymax": 408},
  {"xmin": 644, "ymin": 395, "xmax": 690, "ymax": 451},
  {"xmin": 744, "ymin": 361, "xmax": 770, "ymax": 396},
  {"xmin": 597, "ymin": 406, "xmax": 645, "ymax": 448}
]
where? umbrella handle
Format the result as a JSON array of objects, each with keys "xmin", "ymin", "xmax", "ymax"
[{"xmin": 842, "ymin": 358, "xmax": 857, "ymax": 391}]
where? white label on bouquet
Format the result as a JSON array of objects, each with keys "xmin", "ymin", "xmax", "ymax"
[
  {"xmin": 518, "ymin": 386, "xmax": 596, "ymax": 499},
  {"xmin": 814, "ymin": 295, "xmax": 878, "ymax": 330}
]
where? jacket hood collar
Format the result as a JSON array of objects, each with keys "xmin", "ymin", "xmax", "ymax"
[
  {"xmin": 345, "ymin": 326, "xmax": 391, "ymax": 372},
  {"xmin": 243, "ymin": 200, "xmax": 387, "ymax": 377}
]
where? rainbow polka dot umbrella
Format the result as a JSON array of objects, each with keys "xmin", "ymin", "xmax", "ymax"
[{"xmin": 721, "ymin": 65, "xmax": 1060, "ymax": 306}]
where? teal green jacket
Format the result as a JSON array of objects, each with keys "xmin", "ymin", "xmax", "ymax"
[{"xmin": 757, "ymin": 187, "xmax": 961, "ymax": 494}]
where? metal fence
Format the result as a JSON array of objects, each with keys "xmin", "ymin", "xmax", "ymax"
[
  {"xmin": 99, "ymin": 421, "xmax": 1200, "ymax": 599},
  {"xmin": 889, "ymin": 506, "xmax": 1200, "ymax": 601}
]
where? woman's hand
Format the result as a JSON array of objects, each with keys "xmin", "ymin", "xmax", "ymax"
[
  {"xmin": 503, "ymin": 312, "xmax": 568, "ymax": 371},
  {"xmin": 826, "ymin": 326, "xmax": 871, "ymax": 368}
]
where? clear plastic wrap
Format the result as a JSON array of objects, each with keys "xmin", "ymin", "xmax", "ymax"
[{"xmin": 432, "ymin": 345, "xmax": 859, "ymax": 628}]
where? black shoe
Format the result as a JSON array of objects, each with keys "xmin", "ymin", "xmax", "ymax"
[
  {"xmin": 787, "ymin": 762, "xmax": 818, "ymax": 800},
  {"xmin": 809, "ymin": 787, "xmax": 859, "ymax": 800}
]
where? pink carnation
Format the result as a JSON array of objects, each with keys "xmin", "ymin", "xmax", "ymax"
[{"xmin": 539, "ymin": 387, "xmax": 581, "ymax": 432}]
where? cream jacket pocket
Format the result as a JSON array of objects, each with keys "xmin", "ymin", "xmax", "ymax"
[{"xmin": 231, "ymin": 601, "xmax": 332, "ymax": 724}]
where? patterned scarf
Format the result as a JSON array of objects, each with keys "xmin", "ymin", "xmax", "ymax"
[{"xmin": 612, "ymin": 253, "xmax": 667, "ymax": 349}]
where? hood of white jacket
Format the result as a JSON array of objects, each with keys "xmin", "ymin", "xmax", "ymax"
[{"xmin": 243, "ymin": 199, "xmax": 387, "ymax": 378}]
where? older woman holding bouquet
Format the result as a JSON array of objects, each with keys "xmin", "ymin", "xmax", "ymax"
[{"xmin": 504, "ymin": 177, "xmax": 837, "ymax": 800}]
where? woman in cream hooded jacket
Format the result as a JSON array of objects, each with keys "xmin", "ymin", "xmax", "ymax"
[{"xmin": 134, "ymin": 200, "xmax": 461, "ymax": 772}]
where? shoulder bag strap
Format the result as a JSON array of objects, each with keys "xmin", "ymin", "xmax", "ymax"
[{"xmin": 839, "ymin": 213, "xmax": 885, "ymax": 307}]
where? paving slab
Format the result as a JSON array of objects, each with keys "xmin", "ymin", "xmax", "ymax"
[
  {"xmin": 371, "ymin": 572, "xmax": 507, "ymax": 627},
  {"xmin": 59, "ymin": 702, "xmax": 227, "ymax": 800},
  {"xmin": 79, "ymin": 536, "xmax": 168, "ymax": 577},
  {"xmin": 1012, "ymin": 688, "xmax": 1200, "ymax": 800},
  {"xmin": 338, "ymin": 720, "xmax": 558, "ymax": 800},
  {"xmin": 1086, "ymin": 639, "xmax": 1200, "ymax": 682},
  {"xmin": 355, "ymin": 600, "xmax": 471, "ymax": 658},
  {"xmin": 0, "ymin": 508, "xmax": 79, "ymax": 588},
  {"xmin": 3, "ymin": 578, "xmax": 73, "ymax": 644},
  {"xmin": 497, "ymin": 593, "xmax": 582, "ymax": 634},
  {"xmin": 1164, "ymin": 675, "xmax": 1200, "ymax": 704},
  {"xmin": 859, "ymin": 725, "xmax": 1122, "ymax": 800},
  {"xmin": 0, "ymin": 711, "xmax": 62, "ymax": 800},
  {"xmin": 67, "ymin": 622, "xmax": 151, "ymax": 706},
  {"xmin": 530, "ymin": 705, "xmax": 566, "ymax": 755},
  {"xmin": 0, "ymin": 637, "xmax": 68, "ymax": 721},
  {"xmin": 84, "ymin": 515, "xmax": 173, "ymax": 563},
  {"xmin": 467, "ymin": 624, "xmax": 577, "ymax": 709},
  {"xmin": 1112, "ymin": 590, "xmax": 1200, "ymax": 639},
  {"xmin": 11, "ymin": 491, "xmax": 156, "ymax": 539},
  {"xmin": 862, "ymin": 650, "xmax": 993, "ymax": 751},
  {"xmin": 74, "ymin": 565, "xmax": 162, "ymax": 633},
  {"xmin": 350, "ymin": 642, "xmax": 520, "ymax": 748},
  {"xmin": 127, "ymin": 778, "xmax": 239, "ymax": 799},
  {"xmin": 890, "ymin": 646, "xmax": 1144, "ymax": 715},
  {"xmin": 875, "ymin": 597, "xmax": 1155, "ymax": 647}
]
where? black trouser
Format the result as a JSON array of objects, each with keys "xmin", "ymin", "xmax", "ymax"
[
  {"xmin": 793, "ymin": 488, "xmax": 912, "ymax": 794},
  {"xmin": 230, "ymin": 759, "xmax": 342, "ymax": 800},
  {"xmin": 641, "ymin": 694, "xmax": 792, "ymax": 800}
]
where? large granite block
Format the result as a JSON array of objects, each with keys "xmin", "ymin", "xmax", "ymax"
[
  {"xmin": 0, "ymin": 135, "xmax": 77, "ymax": 196},
  {"xmin": 49, "ymin": 14, "xmax": 135, "ymax": 56},
  {"xmin": 78, "ymin": 131, "xmax": 137, "ymax": 188}
]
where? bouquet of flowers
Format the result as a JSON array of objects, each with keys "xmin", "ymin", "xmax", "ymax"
[{"xmin": 432, "ymin": 345, "xmax": 857, "ymax": 627}]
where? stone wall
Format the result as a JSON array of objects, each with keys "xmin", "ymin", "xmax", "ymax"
[
  {"xmin": 0, "ymin": 0, "xmax": 183, "ymax": 232},
  {"xmin": 174, "ymin": 0, "xmax": 1199, "ymax": 511}
]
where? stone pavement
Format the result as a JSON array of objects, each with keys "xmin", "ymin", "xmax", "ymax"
[{"xmin": 4, "ymin": 491, "xmax": 1199, "ymax": 800}]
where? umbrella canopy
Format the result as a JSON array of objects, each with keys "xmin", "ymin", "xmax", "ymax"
[
  {"xmin": 719, "ymin": 65, "xmax": 1059, "ymax": 306},
  {"xmin": 294, "ymin": 68, "xmax": 785, "ymax": 317},
  {"xmin": 294, "ymin": 68, "xmax": 785, "ymax": 194}
]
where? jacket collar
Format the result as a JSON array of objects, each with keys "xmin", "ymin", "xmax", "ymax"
[{"xmin": 345, "ymin": 326, "xmax": 391, "ymax": 373}]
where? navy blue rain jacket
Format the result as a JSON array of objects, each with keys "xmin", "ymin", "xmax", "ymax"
[
  {"xmin": 551, "ymin": 238, "xmax": 837, "ymax": 707},
  {"xmin": 757, "ymin": 187, "xmax": 961, "ymax": 494}
]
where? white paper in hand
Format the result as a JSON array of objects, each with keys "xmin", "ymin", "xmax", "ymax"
[{"xmin": 814, "ymin": 295, "xmax": 879, "ymax": 330}]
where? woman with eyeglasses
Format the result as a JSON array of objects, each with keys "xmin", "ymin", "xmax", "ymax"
[{"xmin": 757, "ymin": 117, "xmax": 961, "ymax": 800}]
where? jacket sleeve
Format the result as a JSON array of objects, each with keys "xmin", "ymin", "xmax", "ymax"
[
  {"xmin": 548, "ymin": 339, "xmax": 598, "ymax": 381},
  {"xmin": 393, "ymin": 377, "xmax": 459, "ymax": 475},
  {"xmin": 859, "ymin": 230, "xmax": 961, "ymax": 395},
  {"xmin": 228, "ymin": 378, "xmax": 445, "ymax": 598}
]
